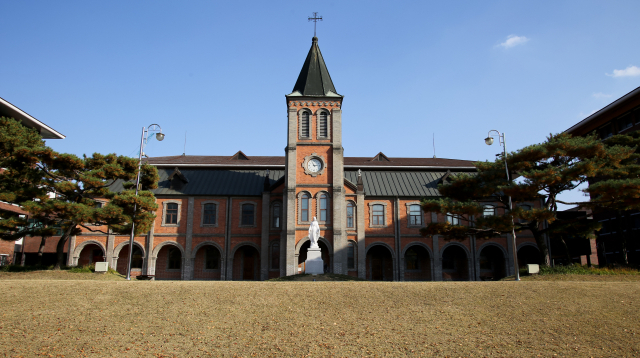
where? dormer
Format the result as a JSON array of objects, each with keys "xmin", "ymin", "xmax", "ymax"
[
  {"xmin": 230, "ymin": 151, "xmax": 249, "ymax": 160},
  {"xmin": 168, "ymin": 167, "xmax": 189, "ymax": 190},
  {"xmin": 371, "ymin": 152, "xmax": 390, "ymax": 162}
]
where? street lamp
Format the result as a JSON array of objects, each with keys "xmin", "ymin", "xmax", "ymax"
[
  {"xmin": 126, "ymin": 124, "xmax": 165, "ymax": 281},
  {"xmin": 485, "ymin": 130, "xmax": 520, "ymax": 281}
]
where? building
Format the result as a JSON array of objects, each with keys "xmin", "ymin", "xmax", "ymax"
[
  {"xmin": 59, "ymin": 37, "xmax": 543, "ymax": 280},
  {"xmin": 565, "ymin": 85, "xmax": 640, "ymax": 265},
  {"xmin": 0, "ymin": 96, "xmax": 65, "ymax": 265}
]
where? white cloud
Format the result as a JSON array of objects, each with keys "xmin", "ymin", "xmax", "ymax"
[
  {"xmin": 578, "ymin": 109, "xmax": 598, "ymax": 118},
  {"xmin": 607, "ymin": 65, "xmax": 640, "ymax": 77},
  {"xmin": 592, "ymin": 92, "xmax": 612, "ymax": 99},
  {"xmin": 498, "ymin": 35, "xmax": 529, "ymax": 49}
]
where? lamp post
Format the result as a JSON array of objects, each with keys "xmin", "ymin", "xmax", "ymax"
[
  {"xmin": 484, "ymin": 130, "xmax": 520, "ymax": 281},
  {"xmin": 126, "ymin": 124, "xmax": 165, "ymax": 281}
]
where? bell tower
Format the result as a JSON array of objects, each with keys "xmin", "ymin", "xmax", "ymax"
[{"xmin": 283, "ymin": 36, "xmax": 346, "ymax": 275}]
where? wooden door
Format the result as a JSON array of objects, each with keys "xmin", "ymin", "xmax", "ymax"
[
  {"xmin": 243, "ymin": 250, "xmax": 255, "ymax": 280},
  {"xmin": 372, "ymin": 256, "xmax": 383, "ymax": 281}
]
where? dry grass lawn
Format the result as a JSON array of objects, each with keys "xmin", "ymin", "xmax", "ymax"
[{"xmin": 0, "ymin": 275, "xmax": 639, "ymax": 357}]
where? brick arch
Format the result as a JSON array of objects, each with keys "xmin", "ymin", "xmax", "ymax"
[
  {"xmin": 191, "ymin": 241, "xmax": 224, "ymax": 280},
  {"xmin": 312, "ymin": 107, "xmax": 332, "ymax": 115},
  {"xmin": 297, "ymin": 107, "xmax": 313, "ymax": 115},
  {"xmin": 228, "ymin": 242, "xmax": 261, "ymax": 281},
  {"xmin": 151, "ymin": 241, "xmax": 184, "ymax": 259},
  {"xmin": 113, "ymin": 240, "xmax": 146, "ymax": 258},
  {"xmin": 440, "ymin": 242, "xmax": 472, "ymax": 281},
  {"xmin": 72, "ymin": 240, "xmax": 106, "ymax": 259},
  {"xmin": 365, "ymin": 242, "xmax": 397, "ymax": 281},
  {"xmin": 191, "ymin": 241, "xmax": 224, "ymax": 260},
  {"xmin": 517, "ymin": 242, "xmax": 539, "ymax": 252},
  {"xmin": 295, "ymin": 236, "xmax": 333, "ymax": 255},
  {"xmin": 400, "ymin": 242, "xmax": 434, "ymax": 281},
  {"xmin": 476, "ymin": 242, "xmax": 509, "ymax": 281}
]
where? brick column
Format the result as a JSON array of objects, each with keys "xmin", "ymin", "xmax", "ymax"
[
  {"xmin": 356, "ymin": 192, "xmax": 366, "ymax": 279},
  {"xmin": 182, "ymin": 197, "xmax": 194, "ymax": 280},
  {"xmin": 260, "ymin": 191, "xmax": 270, "ymax": 280}
]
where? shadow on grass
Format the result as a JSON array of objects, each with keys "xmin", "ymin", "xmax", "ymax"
[{"xmin": 268, "ymin": 273, "xmax": 366, "ymax": 281}]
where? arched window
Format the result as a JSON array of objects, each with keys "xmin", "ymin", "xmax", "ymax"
[
  {"xmin": 300, "ymin": 111, "xmax": 310, "ymax": 138},
  {"xmin": 205, "ymin": 246, "xmax": 219, "ymax": 270},
  {"xmin": 319, "ymin": 194, "xmax": 329, "ymax": 222},
  {"xmin": 483, "ymin": 205, "xmax": 496, "ymax": 217},
  {"xmin": 131, "ymin": 247, "xmax": 143, "ymax": 269},
  {"xmin": 372, "ymin": 204, "xmax": 384, "ymax": 225},
  {"xmin": 270, "ymin": 242, "xmax": 280, "ymax": 270},
  {"xmin": 318, "ymin": 112, "xmax": 328, "ymax": 138},
  {"xmin": 165, "ymin": 203, "xmax": 178, "ymax": 224},
  {"xmin": 168, "ymin": 248, "xmax": 181, "ymax": 270},
  {"xmin": 405, "ymin": 247, "xmax": 419, "ymax": 270},
  {"xmin": 300, "ymin": 193, "xmax": 310, "ymax": 222},
  {"xmin": 347, "ymin": 241, "xmax": 355, "ymax": 269},
  {"xmin": 346, "ymin": 201, "xmax": 355, "ymax": 228},
  {"xmin": 409, "ymin": 204, "xmax": 422, "ymax": 225},
  {"xmin": 203, "ymin": 203, "xmax": 216, "ymax": 225},
  {"xmin": 272, "ymin": 202, "xmax": 281, "ymax": 228},
  {"xmin": 241, "ymin": 203, "xmax": 255, "ymax": 226}
]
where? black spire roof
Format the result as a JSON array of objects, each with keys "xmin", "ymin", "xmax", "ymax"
[{"xmin": 290, "ymin": 37, "xmax": 339, "ymax": 97}]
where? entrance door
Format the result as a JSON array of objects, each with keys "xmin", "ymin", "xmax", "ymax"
[
  {"xmin": 243, "ymin": 250, "xmax": 255, "ymax": 280},
  {"xmin": 372, "ymin": 257, "xmax": 383, "ymax": 280}
]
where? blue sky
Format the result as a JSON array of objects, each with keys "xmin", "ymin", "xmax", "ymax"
[{"xmin": 2, "ymin": 1, "xmax": 640, "ymax": 207}]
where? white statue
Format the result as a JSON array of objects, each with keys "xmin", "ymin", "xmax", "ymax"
[{"xmin": 308, "ymin": 217, "xmax": 320, "ymax": 249}]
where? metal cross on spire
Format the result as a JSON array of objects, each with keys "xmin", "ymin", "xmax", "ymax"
[{"xmin": 308, "ymin": 12, "xmax": 322, "ymax": 37}]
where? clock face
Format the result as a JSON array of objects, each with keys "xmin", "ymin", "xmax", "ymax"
[{"xmin": 307, "ymin": 158, "xmax": 322, "ymax": 173}]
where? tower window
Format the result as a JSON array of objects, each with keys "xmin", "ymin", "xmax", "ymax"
[
  {"xmin": 318, "ymin": 112, "xmax": 328, "ymax": 138},
  {"xmin": 300, "ymin": 194, "xmax": 310, "ymax": 222},
  {"xmin": 300, "ymin": 111, "xmax": 310, "ymax": 138},
  {"xmin": 346, "ymin": 201, "xmax": 355, "ymax": 228},
  {"xmin": 319, "ymin": 194, "xmax": 329, "ymax": 222},
  {"xmin": 272, "ymin": 202, "xmax": 281, "ymax": 228}
]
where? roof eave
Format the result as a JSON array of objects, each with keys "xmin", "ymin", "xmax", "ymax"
[
  {"xmin": 565, "ymin": 85, "xmax": 640, "ymax": 134},
  {"xmin": 0, "ymin": 96, "xmax": 65, "ymax": 139}
]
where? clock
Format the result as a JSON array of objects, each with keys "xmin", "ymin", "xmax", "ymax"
[{"xmin": 307, "ymin": 158, "xmax": 322, "ymax": 173}]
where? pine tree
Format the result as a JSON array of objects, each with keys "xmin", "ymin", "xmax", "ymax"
[
  {"xmin": 420, "ymin": 133, "xmax": 633, "ymax": 266},
  {"xmin": 0, "ymin": 117, "xmax": 159, "ymax": 268}
]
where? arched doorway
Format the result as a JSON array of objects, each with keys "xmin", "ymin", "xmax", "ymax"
[
  {"xmin": 441, "ymin": 245, "xmax": 469, "ymax": 281},
  {"xmin": 232, "ymin": 245, "xmax": 260, "ymax": 281},
  {"xmin": 518, "ymin": 245, "xmax": 541, "ymax": 268},
  {"xmin": 78, "ymin": 244, "xmax": 104, "ymax": 266},
  {"xmin": 193, "ymin": 244, "xmax": 221, "ymax": 280},
  {"xmin": 366, "ymin": 245, "xmax": 393, "ymax": 281},
  {"xmin": 116, "ymin": 244, "xmax": 144, "ymax": 276},
  {"xmin": 404, "ymin": 245, "xmax": 431, "ymax": 281},
  {"xmin": 478, "ymin": 245, "xmax": 506, "ymax": 281},
  {"xmin": 155, "ymin": 245, "xmax": 182, "ymax": 280},
  {"xmin": 297, "ymin": 240, "xmax": 331, "ymax": 274}
]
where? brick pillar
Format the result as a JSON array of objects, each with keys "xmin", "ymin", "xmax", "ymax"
[
  {"xmin": 182, "ymin": 197, "xmax": 194, "ymax": 280},
  {"xmin": 356, "ymin": 192, "xmax": 366, "ymax": 279},
  {"xmin": 261, "ymin": 191, "xmax": 270, "ymax": 280}
]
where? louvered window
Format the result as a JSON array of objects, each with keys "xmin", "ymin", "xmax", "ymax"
[
  {"xmin": 319, "ymin": 112, "xmax": 328, "ymax": 138},
  {"xmin": 301, "ymin": 112, "xmax": 310, "ymax": 138}
]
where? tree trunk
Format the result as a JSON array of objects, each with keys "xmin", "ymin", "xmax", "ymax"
[
  {"xmin": 36, "ymin": 236, "xmax": 47, "ymax": 266},
  {"xmin": 54, "ymin": 234, "xmax": 68, "ymax": 270},
  {"xmin": 615, "ymin": 212, "xmax": 629, "ymax": 265},
  {"xmin": 532, "ymin": 231, "xmax": 551, "ymax": 266}
]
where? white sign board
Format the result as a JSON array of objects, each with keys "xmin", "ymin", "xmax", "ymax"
[{"xmin": 95, "ymin": 262, "xmax": 109, "ymax": 272}]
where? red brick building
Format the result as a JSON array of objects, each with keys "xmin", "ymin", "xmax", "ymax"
[
  {"xmin": 0, "ymin": 96, "xmax": 66, "ymax": 266},
  {"xmin": 60, "ymin": 37, "xmax": 542, "ymax": 280},
  {"xmin": 565, "ymin": 85, "xmax": 640, "ymax": 265}
]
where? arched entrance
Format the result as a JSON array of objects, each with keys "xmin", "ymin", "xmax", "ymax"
[
  {"xmin": 403, "ymin": 245, "xmax": 431, "ymax": 281},
  {"xmin": 232, "ymin": 245, "xmax": 260, "ymax": 281},
  {"xmin": 155, "ymin": 244, "xmax": 182, "ymax": 280},
  {"xmin": 478, "ymin": 245, "xmax": 506, "ymax": 281},
  {"xmin": 518, "ymin": 245, "xmax": 541, "ymax": 268},
  {"xmin": 441, "ymin": 245, "xmax": 469, "ymax": 281},
  {"xmin": 366, "ymin": 245, "xmax": 394, "ymax": 281},
  {"xmin": 297, "ymin": 240, "xmax": 331, "ymax": 274},
  {"xmin": 116, "ymin": 244, "xmax": 144, "ymax": 276},
  {"xmin": 193, "ymin": 244, "xmax": 222, "ymax": 280},
  {"xmin": 78, "ymin": 244, "xmax": 104, "ymax": 266}
]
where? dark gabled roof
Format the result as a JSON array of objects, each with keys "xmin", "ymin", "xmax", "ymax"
[
  {"xmin": 230, "ymin": 151, "xmax": 249, "ymax": 160},
  {"xmin": 345, "ymin": 170, "xmax": 462, "ymax": 197},
  {"xmin": 372, "ymin": 152, "xmax": 390, "ymax": 162},
  {"xmin": 290, "ymin": 37, "xmax": 339, "ymax": 97},
  {"xmin": 0, "ymin": 96, "xmax": 65, "ymax": 139},
  {"xmin": 146, "ymin": 155, "xmax": 476, "ymax": 169},
  {"xmin": 111, "ymin": 168, "xmax": 285, "ymax": 196}
]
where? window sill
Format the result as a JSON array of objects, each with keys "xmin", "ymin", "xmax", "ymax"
[
  {"xmin": 166, "ymin": 268, "xmax": 181, "ymax": 272},
  {"xmin": 161, "ymin": 224, "xmax": 180, "ymax": 227},
  {"xmin": 407, "ymin": 225, "xmax": 423, "ymax": 228},
  {"xmin": 203, "ymin": 269, "xmax": 221, "ymax": 272},
  {"xmin": 369, "ymin": 225, "xmax": 388, "ymax": 228},
  {"xmin": 201, "ymin": 224, "xmax": 219, "ymax": 228},
  {"xmin": 239, "ymin": 225, "xmax": 257, "ymax": 228}
]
